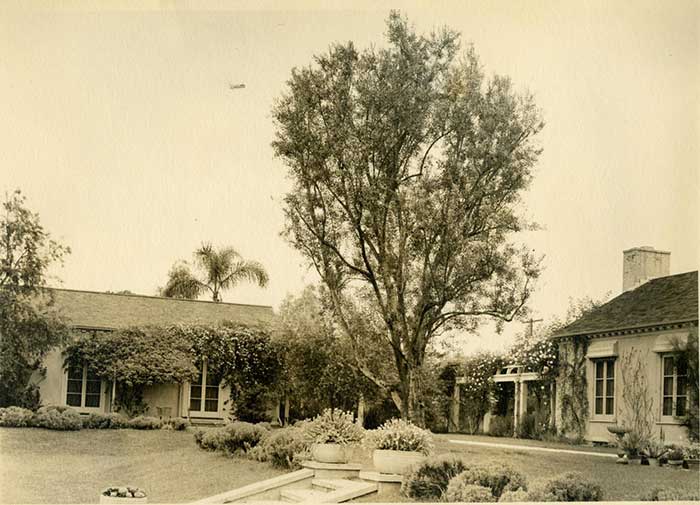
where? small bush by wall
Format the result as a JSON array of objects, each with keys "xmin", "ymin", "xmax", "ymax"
[
  {"xmin": 0, "ymin": 406, "xmax": 36, "ymax": 427},
  {"xmin": 531, "ymin": 471, "xmax": 602, "ymax": 502},
  {"xmin": 488, "ymin": 415, "xmax": 513, "ymax": 437},
  {"xmin": 127, "ymin": 416, "xmax": 163, "ymax": 430},
  {"xmin": 34, "ymin": 406, "xmax": 82, "ymax": 431},
  {"xmin": 444, "ymin": 483, "xmax": 495, "ymax": 502},
  {"xmin": 194, "ymin": 421, "xmax": 269, "ymax": 455},
  {"xmin": 82, "ymin": 412, "xmax": 129, "ymax": 429},
  {"xmin": 401, "ymin": 454, "xmax": 467, "ymax": 501}
]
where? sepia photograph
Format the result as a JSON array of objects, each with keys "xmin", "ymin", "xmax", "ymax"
[{"xmin": 1, "ymin": 1, "xmax": 698, "ymax": 503}]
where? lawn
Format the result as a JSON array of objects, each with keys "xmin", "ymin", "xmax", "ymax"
[{"xmin": 0, "ymin": 427, "xmax": 284, "ymax": 504}]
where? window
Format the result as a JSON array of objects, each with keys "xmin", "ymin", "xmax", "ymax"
[
  {"xmin": 662, "ymin": 355, "xmax": 687, "ymax": 417},
  {"xmin": 66, "ymin": 365, "xmax": 101, "ymax": 408},
  {"xmin": 189, "ymin": 361, "xmax": 221, "ymax": 414},
  {"xmin": 594, "ymin": 359, "xmax": 615, "ymax": 416}
]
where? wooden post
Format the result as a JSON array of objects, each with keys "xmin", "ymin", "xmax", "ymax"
[
  {"xmin": 357, "ymin": 394, "xmax": 365, "ymax": 427},
  {"xmin": 450, "ymin": 382, "xmax": 461, "ymax": 433},
  {"xmin": 513, "ymin": 381, "xmax": 520, "ymax": 432}
]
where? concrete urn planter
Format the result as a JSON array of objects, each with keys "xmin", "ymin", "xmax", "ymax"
[
  {"xmin": 372, "ymin": 449, "xmax": 425, "ymax": 475},
  {"xmin": 311, "ymin": 443, "xmax": 349, "ymax": 464},
  {"xmin": 99, "ymin": 487, "xmax": 147, "ymax": 504}
]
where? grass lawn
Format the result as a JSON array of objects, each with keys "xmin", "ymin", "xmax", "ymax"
[
  {"xmin": 0, "ymin": 427, "xmax": 284, "ymax": 504},
  {"xmin": 353, "ymin": 434, "xmax": 700, "ymax": 502}
]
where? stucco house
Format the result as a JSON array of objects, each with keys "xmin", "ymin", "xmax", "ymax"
[
  {"xmin": 36, "ymin": 289, "xmax": 273, "ymax": 423},
  {"xmin": 552, "ymin": 247, "xmax": 698, "ymax": 443}
]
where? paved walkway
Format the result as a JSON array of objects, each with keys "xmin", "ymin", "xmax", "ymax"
[{"xmin": 447, "ymin": 438, "xmax": 618, "ymax": 458}]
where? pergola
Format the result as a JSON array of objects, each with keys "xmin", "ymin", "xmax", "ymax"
[{"xmin": 491, "ymin": 364, "xmax": 541, "ymax": 429}]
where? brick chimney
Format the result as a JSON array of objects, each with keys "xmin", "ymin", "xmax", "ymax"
[{"xmin": 622, "ymin": 246, "xmax": 670, "ymax": 292}]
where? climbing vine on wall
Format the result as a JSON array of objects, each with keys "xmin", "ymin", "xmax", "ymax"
[{"xmin": 556, "ymin": 335, "xmax": 588, "ymax": 441}]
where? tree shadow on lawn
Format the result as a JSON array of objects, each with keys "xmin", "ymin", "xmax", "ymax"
[{"xmin": 0, "ymin": 428, "xmax": 283, "ymax": 504}]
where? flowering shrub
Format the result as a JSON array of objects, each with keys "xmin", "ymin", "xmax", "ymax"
[
  {"xmin": 401, "ymin": 454, "xmax": 467, "ymax": 500},
  {"xmin": 458, "ymin": 353, "xmax": 504, "ymax": 433},
  {"xmin": 34, "ymin": 406, "xmax": 82, "ymax": 430},
  {"xmin": 302, "ymin": 409, "xmax": 364, "ymax": 445},
  {"xmin": 444, "ymin": 483, "xmax": 495, "ymax": 502},
  {"xmin": 194, "ymin": 421, "xmax": 269, "ymax": 455},
  {"xmin": 664, "ymin": 444, "xmax": 685, "ymax": 461},
  {"xmin": 0, "ymin": 406, "xmax": 35, "ymax": 427},
  {"xmin": 683, "ymin": 442, "xmax": 700, "ymax": 460},
  {"xmin": 248, "ymin": 426, "xmax": 310, "ymax": 469},
  {"xmin": 446, "ymin": 464, "xmax": 527, "ymax": 499},
  {"xmin": 507, "ymin": 334, "xmax": 558, "ymax": 378},
  {"xmin": 364, "ymin": 418, "xmax": 434, "ymax": 455}
]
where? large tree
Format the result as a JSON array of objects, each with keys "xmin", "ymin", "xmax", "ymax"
[
  {"xmin": 272, "ymin": 13, "xmax": 543, "ymax": 423},
  {"xmin": 0, "ymin": 190, "xmax": 71, "ymax": 408},
  {"xmin": 160, "ymin": 243, "xmax": 269, "ymax": 302}
]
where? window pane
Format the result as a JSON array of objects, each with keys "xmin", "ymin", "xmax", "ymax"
[
  {"xmin": 68, "ymin": 367, "xmax": 83, "ymax": 380},
  {"xmin": 663, "ymin": 357, "xmax": 674, "ymax": 376},
  {"xmin": 606, "ymin": 378, "xmax": 614, "ymax": 397},
  {"xmin": 595, "ymin": 379, "xmax": 603, "ymax": 397},
  {"xmin": 663, "ymin": 377, "xmax": 674, "ymax": 396},
  {"xmin": 86, "ymin": 368, "xmax": 100, "ymax": 381},
  {"xmin": 189, "ymin": 399, "xmax": 201, "ymax": 411},
  {"xmin": 190, "ymin": 385, "xmax": 202, "ymax": 400},
  {"xmin": 86, "ymin": 380, "xmax": 101, "ymax": 394},
  {"xmin": 605, "ymin": 397, "xmax": 614, "ymax": 415},
  {"xmin": 677, "ymin": 377, "xmax": 686, "ymax": 397},
  {"xmin": 206, "ymin": 371, "xmax": 220, "ymax": 386},
  {"xmin": 205, "ymin": 386, "xmax": 218, "ymax": 400},
  {"xmin": 192, "ymin": 370, "xmax": 203, "ymax": 386},
  {"xmin": 663, "ymin": 397, "xmax": 673, "ymax": 416},
  {"xmin": 67, "ymin": 380, "xmax": 83, "ymax": 394},
  {"xmin": 595, "ymin": 397, "xmax": 603, "ymax": 415},
  {"xmin": 677, "ymin": 359, "xmax": 687, "ymax": 377},
  {"xmin": 205, "ymin": 399, "xmax": 218, "ymax": 412},
  {"xmin": 676, "ymin": 397, "xmax": 686, "ymax": 417},
  {"xmin": 66, "ymin": 393, "xmax": 81, "ymax": 407},
  {"xmin": 85, "ymin": 394, "xmax": 100, "ymax": 407},
  {"xmin": 606, "ymin": 361, "xmax": 614, "ymax": 379},
  {"xmin": 595, "ymin": 362, "xmax": 604, "ymax": 379}
]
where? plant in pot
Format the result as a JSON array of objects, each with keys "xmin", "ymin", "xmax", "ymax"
[
  {"xmin": 642, "ymin": 440, "xmax": 667, "ymax": 467},
  {"xmin": 665, "ymin": 444, "xmax": 685, "ymax": 467},
  {"xmin": 302, "ymin": 408, "xmax": 364, "ymax": 464},
  {"xmin": 618, "ymin": 431, "xmax": 644, "ymax": 464},
  {"xmin": 364, "ymin": 418, "xmax": 434, "ymax": 475},
  {"xmin": 100, "ymin": 486, "xmax": 147, "ymax": 504},
  {"xmin": 683, "ymin": 443, "xmax": 700, "ymax": 470},
  {"xmin": 608, "ymin": 425, "xmax": 631, "ymax": 461}
]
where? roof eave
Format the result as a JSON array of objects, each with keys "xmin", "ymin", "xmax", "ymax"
[{"xmin": 551, "ymin": 318, "xmax": 698, "ymax": 340}]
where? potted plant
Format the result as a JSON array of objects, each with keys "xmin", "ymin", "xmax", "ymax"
[
  {"xmin": 642, "ymin": 440, "xmax": 668, "ymax": 467},
  {"xmin": 99, "ymin": 486, "xmax": 147, "ymax": 504},
  {"xmin": 608, "ymin": 425, "xmax": 631, "ymax": 461},
  {"xmin": 302, "ymin": 408, "xmax": 364, "ymax": 464},
  {"xmin": 364, "ymin": 418, "xmax": 434, "ymax": 475},
  {"xmin": 665, "ymin": 444, "xmax": 685, "ymax": 467},
  {"xmin": 618, "ymin": 431, "xmax": 644, "ymax": 464},
  {"xmin": 683, "ymin": 443, "xmax": 700, "ymax": 470}
]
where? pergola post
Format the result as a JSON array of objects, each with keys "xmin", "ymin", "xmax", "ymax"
[{"xmin": 450, "ymin": 381, "xmax": 461, "ymax": 432}]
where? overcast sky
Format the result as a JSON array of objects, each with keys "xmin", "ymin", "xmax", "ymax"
[{"xmin": 1, "ymin": 1, "xmax": 697, "ymax": 354}]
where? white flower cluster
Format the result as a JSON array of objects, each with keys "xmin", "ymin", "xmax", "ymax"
[{"xmin": 364, "ymin": 418, "xmax": 434, "ymax": 455}]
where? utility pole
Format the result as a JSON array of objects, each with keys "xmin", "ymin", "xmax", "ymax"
[{"xmin": 525, "ymin": 318, "xmax": 543, "ymax": 337}]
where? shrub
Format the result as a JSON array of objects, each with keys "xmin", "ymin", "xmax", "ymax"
[
  {"xmin": 538, "ymin": 472, "xmax": 602, "ymax": 502},
  {"xmin": 488, "ymin": 415, "xmax": 512, "ymax": 437},
  {"xmin": 364, "ymin": 418, "xmax": 434, "ymax": 455},
  {"xmin": 193, "ymin": 428, "xmax": 206, "ymax": 447},
  {"xmin": 444, "ymin": 483, "xmax": 495, "ymax": 503},
  {"xmin": 447, "ymin": 464, "xmax": 527, "ymax": 499},
  {"xmin": 683, "ymin": 442, "xmax": 700, "ymax": 460},
  {"xmin": 665, "ymin": 443, "xmax": 685, "ymax": 461},
  {"xmin": 249, "ymin": 426, "xmax": 309, "ymax": 469},
  {"xmin": 401, "ymin": 454, "xmax": 467, "ymax": 501},
  {"xmin": 0, "ymin": 406, "xmax": 36, "ymax": 427},
  {"xmin": 498, "ymin": 489, "xmax": 530, "ymax": 502},
  {"xmin": 34, "ymin": 407, "xmax": 82, "ymax": 430},
  {"xmin": 162, "ymin": 418, "xmax": 190, "ymax": 431},
  {"xmin": 302, "ymin": 409, "xmax": 364, "ymax": 445},
  {"xmin": 195, "ymin": 421, "xmax": 268, "ymax": 454},
  {"xmin": 647, "ymin": 487, "xmax": 700, "ymax": 501},
  {"xmin": 127, "ymin": 416, "xmax": 163, "ymax": 429},
  {"xmin": 82, "ymin": 412, "xmax": 129, "ymax": 429}
]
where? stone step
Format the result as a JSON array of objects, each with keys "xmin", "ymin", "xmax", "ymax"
[{"xmin": 282, "ymin": 479, "xmax": 377, "ymax": 503}]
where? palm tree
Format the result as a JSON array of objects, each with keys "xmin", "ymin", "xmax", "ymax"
[{"xmin": 161, "ymin": 243, "xmax": 269, "ymax": 302}]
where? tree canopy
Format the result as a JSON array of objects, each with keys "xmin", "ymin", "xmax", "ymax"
[
  {"xmin": 272, "ymin": 13, "xmax": 544, "ymax": 422},
  {"xmin": 160, "ymin": 243, "xmax": 269, "ymax": 302},
  {"xmin": 0, "ymin": 190, "xmax": 71, "ymax": 408}
]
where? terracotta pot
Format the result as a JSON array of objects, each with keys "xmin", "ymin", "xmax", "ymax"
[
  {"xmin": 372, "ymin": 449, "xmax": 426, "ymax": 475},
  {"xmin": 311, "ymin": 443, "xmax": 349, "ymax": 464}
]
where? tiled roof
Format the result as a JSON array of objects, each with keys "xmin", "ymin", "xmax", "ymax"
[
  {"xmin": 553, "ymin": 271, "xmax": 698, "ymax": 338},
  {"xmin": 47, "ymin": 288, "xmax": 274, "ymax": 329}
]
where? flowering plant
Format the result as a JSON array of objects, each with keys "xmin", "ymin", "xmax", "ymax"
[
  {"xmin": 665, "ymin": 443, "xmax": 685, "ymax": 461},
  {"xmin": 364, "ymin": 418, "xmax": 434, "ymax": 455},
  {"xmin": 683, "ymin": 443, "xmax": 700, "ymax": 460},
  {"xmin": 302, "ymin": 409, "xmax": 364, "ymax": 445}
]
